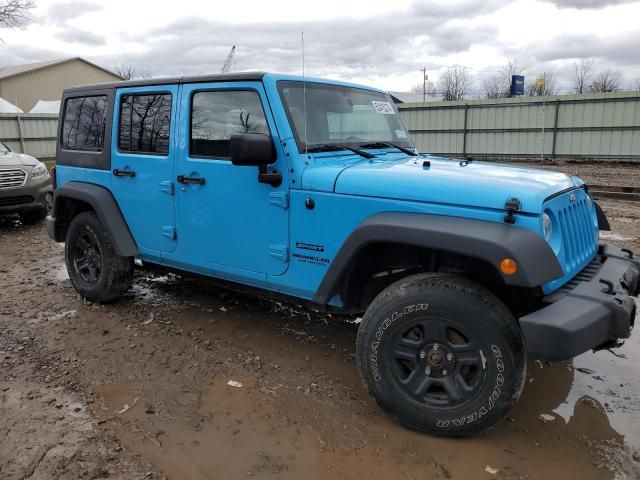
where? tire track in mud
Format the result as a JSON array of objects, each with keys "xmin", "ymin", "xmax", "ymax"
[{"xmin": 1, "ymin": 201, "xmax": 639, "ymax": 479}]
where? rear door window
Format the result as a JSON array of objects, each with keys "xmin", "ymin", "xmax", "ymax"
[
  {"xmin": 61, "ymin": 95, "xmax": 108, "ymax": 151},
  {"xmin": 118, "ymin": 94, "xmax": 172, "ymax": 155}
]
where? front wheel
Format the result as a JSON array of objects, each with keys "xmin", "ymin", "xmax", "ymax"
[
  {"xmin": 356, "ymin": 273, "xmax": 526, "ymax": 437},
  {"xmin": 65, "ymin": 211, "xmax": 134, "ymax": 302}
]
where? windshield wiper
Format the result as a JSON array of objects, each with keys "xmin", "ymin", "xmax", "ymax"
[
  {"xmin": 359, "ymin": 142, "xmax": 418, "ymax": 156},
  {"xmin": 306, "ymin": 144, "xmax": 374, "ymax": 159}
]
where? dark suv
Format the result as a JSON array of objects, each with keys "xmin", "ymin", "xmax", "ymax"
[{"xmin": 0, "ymin": 141, "xmax": 52, "ymax": 223}]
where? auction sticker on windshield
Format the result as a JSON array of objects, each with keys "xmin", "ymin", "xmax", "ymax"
[
  {"xmin": 372, "ymin": 101, "xmax": 395, "ymax": 114},
  {"xmin": 395, "ymin": 129, "xmax": 408, "ymax": 138}
]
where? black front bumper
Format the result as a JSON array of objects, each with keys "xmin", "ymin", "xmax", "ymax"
[
  {"xmin": 520, "ymin": 245, "xmax": 638, "ymax": 360},
  {"xmin": 0, "ymin": 187, "xmax": 52, "ymax": 214}
]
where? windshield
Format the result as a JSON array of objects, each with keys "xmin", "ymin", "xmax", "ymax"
[
  {"xmin": 278, "ymin": 81, "xmax": 413, "ymax": 151},
  {"xmin": 0, "ymin": 142, "xmax": 11, "ymax": 154}
]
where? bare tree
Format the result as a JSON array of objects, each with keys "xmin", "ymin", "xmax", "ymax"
[
  {"xmin": 437, "ymin": 65, "xmax": 473, "ymax": 101},
  {"xmin": 588, "ymin": 69, "xmax": 620, "ymax": 93},
  {"xmin": 526, "ymin": 73, "xmax": 558, "ymax": 96},
  {"xmin": 409, "ymin": 81, "xmax": 437, "ymax": 97},
  {"xmin": 0, "ymin": 0, "xmax": 34, "ymax": 28},
  {"xmin": 572, "ymin": 58, "xmax": 593, "ymax": 94},
  {"xmin": 483, "ymin": 60, "xmax": 522, "ymax": 98},
  {"xmin": 114, "ymin": 64, "xmax": 152, "ymax": 81}
]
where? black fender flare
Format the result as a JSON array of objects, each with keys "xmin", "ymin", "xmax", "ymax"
[
  {"xmin": 48, "ymin": 181, "xmax": 139, "ymax": 257},
  {"xmin": 312, "ymin": 212, "xmax": 563, "ymax": 305},
  {"xmin": 594, "ymin": 201, "xmax": 611, "ymax": 231}
]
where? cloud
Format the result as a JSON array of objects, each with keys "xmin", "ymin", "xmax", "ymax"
[
  {"xmin": 55, "ymin": 26, "xmax": 105, "ymax": 46},
  {"xmin": 410, "ymin": 0, "xmax": 510, "ymax": 18},
  {"xmin": 3, "ymin": 0, "xmax": 639, "ymax": 92},
  {"xmin": 0, "ymin": 45, "xmax": 66, "ymax": 66},
  {"xmin": 532, "ymin": 31, "xmax": 640, "ymax": 64},
  {"xmin": 427, "ymin": 23, "xmax": 499, "ymax": 54},
  {"xmin": 102, "ymin": 11, "xmax": 501, "ymax": 83},
  {"xmin": 539, "ymin": 0, "xmax": 636, "ymax": 8},
  {"xmin": 47, "ymin": 1, "xmax": 103, "ymax": 24}
]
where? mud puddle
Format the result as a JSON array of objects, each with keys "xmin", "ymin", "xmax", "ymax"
[{"xmin": 2, "ymin": 189, "xmax": 640, "ymax": 479}]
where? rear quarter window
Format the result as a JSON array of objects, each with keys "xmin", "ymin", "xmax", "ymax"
[
  {"xmin": 61, "ymin": 96, "xmax": 108, "ymax": 151},
  {"xmin": 57, "ymin": 90, "xmax": 113, "ymax": 170}
]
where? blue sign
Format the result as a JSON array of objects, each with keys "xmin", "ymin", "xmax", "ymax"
[{"xmin": 511, "ymin": 75, "xmax": 525, "ymax": 96}]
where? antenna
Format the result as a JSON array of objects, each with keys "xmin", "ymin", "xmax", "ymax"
[{"xmin": 302, "ymin": 32, "xmax": 308, "ymax": 157}]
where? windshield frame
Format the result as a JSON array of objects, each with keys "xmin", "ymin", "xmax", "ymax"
[
  {"xmin": 276, "ymin": 80, "xmax": 415, "ymax": 154},
  {"xmin": 0, "ymin": 142, "xmax": 12, "ymax": 154}
]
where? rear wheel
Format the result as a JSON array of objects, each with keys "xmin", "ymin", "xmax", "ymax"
[
  {"xmin": 65, "ymin": 211, "xmax": 133, "ymax": 302},
  {"xmin": 356, "ymin": 273, "xmax": 526, "ymax": 437}
]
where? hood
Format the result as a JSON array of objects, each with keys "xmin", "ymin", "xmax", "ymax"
[
  {"xmin": 302, "ymin": 155, "xmax": 577, "ymax": 214},
  {"xmin": 0, "ymin": 151, "xmax": 39, "ymax": 168}
]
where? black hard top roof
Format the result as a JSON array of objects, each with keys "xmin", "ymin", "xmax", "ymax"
[{"xmin": 64, "ymin": 71, "xmax": 266, "ymax": 93}]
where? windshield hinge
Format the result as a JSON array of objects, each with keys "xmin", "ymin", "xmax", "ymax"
[
  {"xmin": 504, "ymin": 197, "xmax": 521, "ymax": 225},
  {"xmin": 459, "ymin": 156, "xmax": 473, "ymax": 167}
]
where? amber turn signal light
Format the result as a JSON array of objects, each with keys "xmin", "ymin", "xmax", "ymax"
[{"xmin": 500, "ymin": 258, "xmax": 517, "ymax": 275}]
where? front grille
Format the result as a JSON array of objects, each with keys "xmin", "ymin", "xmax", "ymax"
[
  {"xmin": 557, "ymin": 196, "xmax": 598, "ymax": 271},
  {"xmin": 0, "ymin": 168, "xmax": 27, "ymax": 188},
  {"xmin": 556, "ymin": 256, "xmax": 602, "ymax": 295},
  {"xmin": 0, "ymin": 195, "xmax": 33, "ymax": 207}
]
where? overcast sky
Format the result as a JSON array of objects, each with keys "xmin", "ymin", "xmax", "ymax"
[{"xmin": 1, "ymin": 0, "xmax": 640, "ymax": 93}]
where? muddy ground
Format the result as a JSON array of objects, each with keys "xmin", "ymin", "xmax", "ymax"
[
  {"xmin": 1, "ymin": 164, "xmax": 640, "ymax": 480},
  {"xmin": 494, "ymin": 160, "xmax": 640, "ymax": 187}
]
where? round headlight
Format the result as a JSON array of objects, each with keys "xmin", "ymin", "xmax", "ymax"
[{"xmin": 543, "ymin": 212, "xmax": 553, "ymax": 241}]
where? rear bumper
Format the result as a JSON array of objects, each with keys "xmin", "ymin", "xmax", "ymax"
[{"xmin": 520, "ymin": 244, "xmax": 638, "ymax": 360}]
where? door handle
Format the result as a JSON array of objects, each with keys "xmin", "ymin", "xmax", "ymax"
[
  {"xmin": 177, "ymin": 175, "xmax": 206, "ymax": 186},
  {"xmin": 113, "ymin": 168, "xmax": 136, "ymax": 178}
]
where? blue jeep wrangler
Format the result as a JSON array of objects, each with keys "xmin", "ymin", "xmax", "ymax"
[{"xmin": 47, "ymin": 72, "xmax": 638, "ymax": 437}]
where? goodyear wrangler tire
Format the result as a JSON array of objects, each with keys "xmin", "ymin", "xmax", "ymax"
[
  {"xmin": 65, "ymin": 211, "xmax": 133, "ymax": 303},
  {"xmin": 356, "ymin": 273, "xmax": 526, "ymax": 437}
]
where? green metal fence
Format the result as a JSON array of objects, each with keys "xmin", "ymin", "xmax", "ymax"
[
  {"xmin": 0, "ymin": 113, "xmax": 58, "ymax": 160},
  {"xmin": 398, "ymin": 91, "xmax": 640, "ymax": 161}
]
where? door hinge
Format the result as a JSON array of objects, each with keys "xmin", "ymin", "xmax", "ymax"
[
  {"xmin": 162, "ymin": 226, "xmax": 177, "ymax": 240},
  {"xmin": 269, "ymin": 245, "xmax": 289, "ymax": 262},
  {"xmin": 269, "ymin": 191, "xmax": 289, "ymax": 209},
  {"xmin": 160, "ymin": 181, "xmax": 175, "ymax": 196}
]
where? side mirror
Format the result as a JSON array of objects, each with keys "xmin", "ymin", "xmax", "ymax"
[
  {"xmin": 230, "ymin": 133, "xmax": 282, "ymax": 187},
  {"xmin": 230, "ymin": 133, "xmax": 275, "ymax": 166}
]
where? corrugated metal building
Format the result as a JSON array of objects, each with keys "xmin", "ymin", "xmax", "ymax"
[{"xmin": 0, "ymin": 57, "xmax": 123, "ymax": 112}]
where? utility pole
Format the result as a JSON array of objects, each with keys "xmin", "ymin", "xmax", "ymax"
[{"xmin": 422, "ymin": 67, "xmax": 428, "ymax": 103}]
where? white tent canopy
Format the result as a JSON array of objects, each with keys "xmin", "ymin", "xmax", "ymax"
[
  {"xmin": 0, "ymin": 97, "xmax": 23, "ymax": 113},
  {"xmin": 30, "ymin": 100, "xmax": 60, "ymax": 114}
]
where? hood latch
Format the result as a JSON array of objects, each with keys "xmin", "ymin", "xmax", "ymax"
[{"xmin": 504, "ymin": 197, "xmax": 521, "ymax": 225}]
